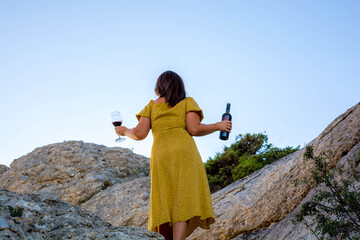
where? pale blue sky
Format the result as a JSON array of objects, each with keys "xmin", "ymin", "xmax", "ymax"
[{"xmin": 1, "ymin": 1, "xmax": 359, "ymax": 167}]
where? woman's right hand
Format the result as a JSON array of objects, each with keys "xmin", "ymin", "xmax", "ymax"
[
  {"xmin": 115, "ymin": 126, "xmax": 128, "ymax": 136},
  {"xmin": 216, "ymin": 120, "xmax": 232, "ymax": 132}
]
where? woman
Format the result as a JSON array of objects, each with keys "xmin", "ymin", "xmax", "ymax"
[{"xmin": 115, "ymin": 70, "xmax": 232, "ymax": 240}]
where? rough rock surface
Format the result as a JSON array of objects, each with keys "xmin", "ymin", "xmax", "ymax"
[
  {"xmin": 187, "ymin": 102, "xmax": 360, "ymax": 240},
  {"xmin": 0, "ymin": 164, "xmax": 9, "ymax": 175},
  {"xmin": 0, "ymin": 141, "xmax": 150, "ymax": 205},
  {"xmin": 81, "ymin": 176, "xmax": 151, "ymax": 228},
  {"xmin": 0, "ymin": 141, "xmax": 153, "ymax": 231},
  {"xmin": 0, "ymin": 189, "xmax": 164, "ymax": 240},
  {"xmin": 232, "ymin": 141, "xmax": 360, "ymax": 240}
]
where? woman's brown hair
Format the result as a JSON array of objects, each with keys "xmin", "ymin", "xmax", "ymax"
[{"xmin": 155, "ymin": 70, "xmax": 186, "ymax": 107}]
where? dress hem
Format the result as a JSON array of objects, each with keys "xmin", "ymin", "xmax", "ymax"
[{"xmin": 150, "ymin": 215, "xmax": 215, "ymax": 238}]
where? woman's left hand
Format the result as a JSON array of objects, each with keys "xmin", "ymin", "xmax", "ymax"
[
  {"xmin": 115, "ymin": 126, "xmax": 127, "ymax": 136},
  {"xmin": 216, "ymin": 120, "xmax": 232, "ymax": 132}
]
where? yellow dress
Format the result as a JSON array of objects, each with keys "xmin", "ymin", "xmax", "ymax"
[{"xmin": 136, "ymin": 97, "xmax": 215, "ymax": 237}]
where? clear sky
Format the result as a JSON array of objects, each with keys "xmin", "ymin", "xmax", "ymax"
[{"xmin": 1, "ymin": 1, "xmax": 359, "ymax": 167}]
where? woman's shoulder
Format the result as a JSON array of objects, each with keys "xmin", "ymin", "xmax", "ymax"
[
  {"xmin": 143, "ymin": 99, "xmax": 154, "ymax": 106},
  {"xmin": 174, "ymin": 97, "xmax": 192, "ymax": 106},
  {"xmin": 180, "ymin": 97, "xmax": 201, "ymax": 109},
  {"xmin": 179, "ymin": 96, "xmax": 193, "ymax": 102},
  {"xmin": 183, "ymin": 96, "xmax": 197, "ymax": 103},
  {"xmin": 176, "ymin": 97, "xmax": 198, "ymax": 107},
  {"xmin": 148, "ymin": 97, "xmax": 196, "ymax": 108},
  {"xmin": 140, "ymin": 99, "xmax": 154, "ymax": 109}
]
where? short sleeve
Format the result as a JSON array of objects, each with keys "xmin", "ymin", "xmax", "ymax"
[
  {"xmin": 136, "ymin": 100, "xmax": 153, "ymax": 121},
  {"xmin": 186, "ymin": 97, "xmax": 204, "ymax": 122}
]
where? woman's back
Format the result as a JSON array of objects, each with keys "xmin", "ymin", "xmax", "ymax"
[{"xmin": 137, "ymin": 97, "xmax": 203, "ymax": 135}]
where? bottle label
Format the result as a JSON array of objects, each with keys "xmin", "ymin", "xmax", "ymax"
[{"xmin": 222, "ymin": 115, "xmax": 230, "ymax": 121}]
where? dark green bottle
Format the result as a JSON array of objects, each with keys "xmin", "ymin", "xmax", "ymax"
[{"xmin": 219, "ymin": 103, "xmax": 232, "ymax": 140}]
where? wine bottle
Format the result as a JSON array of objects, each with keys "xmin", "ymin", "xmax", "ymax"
[{"xmin": 219, "ymin": 103, "xmax": 232, "ymax": 140}]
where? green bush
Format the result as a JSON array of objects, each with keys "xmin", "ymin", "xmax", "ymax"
[
  {"xmin": 232, "ymin": 155, "xmax": 264, "ymax": 181},
  {"xmin": 7, "ymin": 205, "xmax": 24, "ymax": 217},
  {"xmin": 294, "ymin": 145, "xmax": 360, "ymax": 239},
  {"xmin": 101, "ymin": 180, "xmax": 113, "ymax": 190},
  {"xmin": 205, "ymin": 133, "xmax": 299, "ymax": 193}
]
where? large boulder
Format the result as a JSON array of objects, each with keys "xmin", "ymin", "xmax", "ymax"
[
  {"xmin": 0, "ymin": 189, "xmax": 164, "ymax": 240},
  {"xmin": 0, "ymin": 141, "xmax": 150, "ymax": 205},
  {"xmin": 81, "ymin": 176, "xmax": 151, "ymax": 228},
  {"xmin": 0, "ymin": 164, "xmax": 9, "ymax": 175},
  {"xmin": 0, "ymin": 141, "xmax": 153, "ymax": 228},
  {"xmin": 188, "ymin": 102, "xmax": 360, "ymax": 239},
  {"xmin": 232, "ymin": 141, "xmax": 360, "ymax": 240}
]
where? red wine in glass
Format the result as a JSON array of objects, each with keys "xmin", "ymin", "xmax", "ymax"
[
  {"xmin": 112, "ymin": 121, "xmax": 122, "ymax": 127},
  {"xmin": 111, "ymin": 111, "xmax": 125, "ymax": 142}
]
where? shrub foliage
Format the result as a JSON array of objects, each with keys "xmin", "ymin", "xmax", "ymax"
[
  {"xmin": 204, "ymin": 133, "xmax": 299, "ymax": 193},
  {"xmin": 294, "ymin": 145, "xmax": 360, "ymax": 240},
  {"xmin": 7, "ymin": 205, "xmax": 24, "ymax": 217}
]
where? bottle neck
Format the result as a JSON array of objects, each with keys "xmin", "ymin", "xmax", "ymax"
[{"xmin": 226, "ymin": 103, "xmax": 231, "ymax": 113}]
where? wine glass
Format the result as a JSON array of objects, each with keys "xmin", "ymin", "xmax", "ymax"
[{"xmin": 111, "ymin": 111, "xmax": 125, "ymax": 142}]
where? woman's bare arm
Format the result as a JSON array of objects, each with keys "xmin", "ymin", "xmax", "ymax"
[
  {"xmin": 186, "ymin": 112, "xmax": 232, "ymax": 137},
  {"xmin": 115, "ymin": 116, "xmax": 151, "ymax": 141}
]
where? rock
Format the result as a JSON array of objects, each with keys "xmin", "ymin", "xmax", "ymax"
[
  {"xmin": 0, "ymin": 189, "xmax": 164, "ymax": 240},
  {"xmin": 0, "ymin": 217, "xmax": 10, "ymax": 229},
  {"xmin": 187, "ymin": 102, "xmax": 360, "ymax": 240},
  {"xmin": 0, "ymin": 141, "xmax": 153, "ymax": 230},
  {"xmin": 232, "ymin": 141, "xmax": 360, "ymax": 240},
  {"xmin": 1, "ymin": 101, "xmax": 359, "ymax": 240},
  {"xmin": 81, "ymin": 176, "xmax": 151, "ymax": 228},
  {"xmin": 0, "ymin": 164, "xmax": 9, "ymax": 175},
  {"xmin": 0, "ymin": 141, "xmax": 150, "ymax": 205}
]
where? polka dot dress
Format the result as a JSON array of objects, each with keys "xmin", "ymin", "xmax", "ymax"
[{"xmin": 136, "ymin": 97, "xmax": 215, "ymax": 237}]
